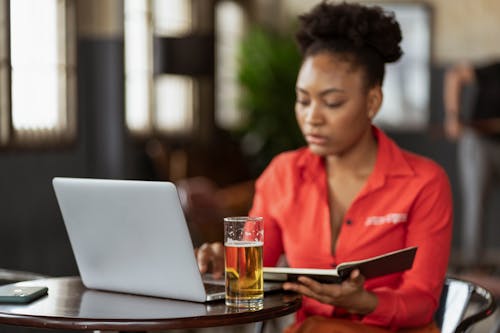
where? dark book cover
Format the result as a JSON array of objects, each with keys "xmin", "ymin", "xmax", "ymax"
[{"xmin": 263, "ymin": 246, "xmax": 417, "ymax": 284}]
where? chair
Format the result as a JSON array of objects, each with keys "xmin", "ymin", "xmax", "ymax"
[{"xmin": 435, "ymin": 277, "xmax": 496, "ymax": 333}]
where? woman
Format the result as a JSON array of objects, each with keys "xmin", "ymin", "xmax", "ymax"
[{"xmin": 198, "ymin": 2, "xmax": 452, "ymax": 332}]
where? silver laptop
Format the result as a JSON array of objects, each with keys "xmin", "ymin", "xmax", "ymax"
[{"xmin": 52, "ymin": 177, "xmax": 230, "ymax": 302}]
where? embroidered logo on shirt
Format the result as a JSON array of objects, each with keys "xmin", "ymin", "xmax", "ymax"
[{"xmin": 365, "ymin": 213, "xmax": 407, "ymax": 226}]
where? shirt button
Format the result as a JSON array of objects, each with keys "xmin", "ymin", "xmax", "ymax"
[{"xmin": 346, "ymin": 219, "xmax": 353, "ymax": 225}]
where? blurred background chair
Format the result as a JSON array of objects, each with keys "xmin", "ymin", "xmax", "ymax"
[
  {"xmin": 176, "ymin": 176, "xmax": 255, "ymax": 247},
  {"xmin": 146, "ymin": 137, "xmax": 256, "ymax": 248}
]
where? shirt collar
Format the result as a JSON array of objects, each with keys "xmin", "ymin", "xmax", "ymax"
[
  {"xmin": 297, "ymin": 126, "xmax": 415, "ymax": 184},
  {"xmin": 297, "ymin": 147, "xmax": 324, "ymax": 182},
  {"xmin": 372, "ymin": 126, "xmax": 415, "ymax": 177},
  {"xmin": 367, "ymin": 126, "xmax": 415, "ymax": 191}
]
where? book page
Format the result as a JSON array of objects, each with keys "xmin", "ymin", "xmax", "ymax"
[{"xmin": 263, "ymin": 267, "xmax": 341, "ymax": 284}]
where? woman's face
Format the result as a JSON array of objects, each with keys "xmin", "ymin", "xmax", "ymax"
[{"xmin": 295, "ymin": 52, "xmax": 381, "ymax": 157}]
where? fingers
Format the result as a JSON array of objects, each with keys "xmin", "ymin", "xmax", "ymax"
[
  {"xmin": 282, "ymin": 277, "xmax": 328, "ymax": 294},
  {"xmin": 196, "ymin": 242, "xmax": 224, "ymax": 278},
  {"xmin": 210, "ymin": 242, "xmax": 225, "ymax": 279},
  {"xmin": 196, "ymin": 243, "xmax": 213, "ymax": 273},
  {"xmin": 283, "ymin": 277, "xmax": 338, "ymax": 304},
  {"xmin": 297, "ymin": 277, "xmax": 332, "ymax": 296},
  {"xmin": 347, "ymin": 269, "xmax": 365, "ymax": 287},
  {"xmin": 282, "ymin": 270, "xmax": 366, "ymax": 306}
]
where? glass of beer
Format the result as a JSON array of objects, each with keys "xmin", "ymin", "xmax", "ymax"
[{"xmin": 224, "ymin": 216, "xmax": 264, "ymax": 309}]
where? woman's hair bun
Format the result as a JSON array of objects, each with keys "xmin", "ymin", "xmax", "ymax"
[{"xmin": 296, "ymin": 1, "xmax": 403, "ymax": 64}]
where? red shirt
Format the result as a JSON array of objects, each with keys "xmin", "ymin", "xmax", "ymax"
[{"xmin": 249, "ymin": 127, "xmax": 453, "ymax": 330}]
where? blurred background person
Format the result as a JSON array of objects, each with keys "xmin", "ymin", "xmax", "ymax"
[{"xmin": 443, "ymin": 61, "xmax": 500, "ymax": 267}]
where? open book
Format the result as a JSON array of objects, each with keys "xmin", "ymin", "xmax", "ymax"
[{"xmin": 263, "ymin": 246, "xmax": 417, "ymax": 284}]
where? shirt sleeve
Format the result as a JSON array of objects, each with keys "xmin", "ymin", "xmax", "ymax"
[
  {"xmin": 248, "ymin": 161, "xmax": 285, "ymax": 267},
  {"xmin": 362, "ymin": 167, "xmax": 453, "ymax": 329}
]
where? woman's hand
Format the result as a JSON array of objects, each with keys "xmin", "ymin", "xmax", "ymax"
[
  {"xmin": 195, "ymin": 242, "xmax": 225, "ymax": 279},
  {"xmin": 282, "ymin": 270, "xmax": 378, "ymax": 315}
]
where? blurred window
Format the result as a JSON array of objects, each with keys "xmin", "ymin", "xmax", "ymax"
[
  {"xmin": 124, "ymin": 0, "xmax": 194, "ymax": 137},
  {"xmin": 215, "ymin": 0, "xmax": 246, "ymax": 130},
  {"xmin": 0, "ymin": 0, "xmax": 76, "ymax": 147},
  {"xmin": 374, "ymin": 3, "xmax": 431, "ymax": 131},
  {"xmin": 124, "ymin": 0, "xmax": 152, "ymax": 135}
]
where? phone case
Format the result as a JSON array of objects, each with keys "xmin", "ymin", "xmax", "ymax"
[{"xmin": 0, "ymin": 285, "xmax": 48, "ymax": 304}]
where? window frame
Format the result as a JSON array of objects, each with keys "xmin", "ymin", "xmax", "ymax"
[
  {"xmin": 0, "ymin": 0, "xmax": 11, "ymax": 146},
  {"xmin": 0, "ymin": 0, "xmax": 77, "ymax": 150},
  {"xmin": 124, "ymin": 0, "xmax": 206, "ymax": 141}
]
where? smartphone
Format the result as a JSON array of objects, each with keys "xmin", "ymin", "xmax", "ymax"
[{"xmin": 0, "ymin": 285, "xmax": 48, "ymax": 304}]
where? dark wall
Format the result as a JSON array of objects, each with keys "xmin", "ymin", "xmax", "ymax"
[{"xmin": 0, "ymin": 37, "xmax": 153, "ymax": 281}]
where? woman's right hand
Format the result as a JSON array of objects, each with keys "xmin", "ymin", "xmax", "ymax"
[{"xmin": 195, "ymin": 242, "xmax": 225, "ymax": 279}]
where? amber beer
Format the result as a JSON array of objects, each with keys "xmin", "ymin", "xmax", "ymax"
[
  {"xmin": 225, "ymin": 241, "xmax": 264, "ymax": 307},
  {"xmin": 223, "ymin": 217, "xmax": 264, "ymax": 308}
]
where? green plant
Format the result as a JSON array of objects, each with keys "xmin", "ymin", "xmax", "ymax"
[{"xmin": 236, "ymin": 25, "xmax": 304, "ymax": 176}]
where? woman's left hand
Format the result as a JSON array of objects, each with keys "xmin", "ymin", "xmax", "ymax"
[{"xmin": 282, "ymin": 269, "xmax": 378, "ymax": 315}]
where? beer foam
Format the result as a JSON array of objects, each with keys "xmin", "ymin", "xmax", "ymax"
[{"xmin": 224, "ymin": 241, "xmax": 263, "ymax": 247}]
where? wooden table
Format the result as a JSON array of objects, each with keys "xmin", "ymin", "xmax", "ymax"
[{"xmin": 0, "ymin": 277, "xmax": 301, "ymax": 331}]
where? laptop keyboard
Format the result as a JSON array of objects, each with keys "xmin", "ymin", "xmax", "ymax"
[{"xmin": 204, "ymin": 282, "xmax": 225, "ymax": 294}]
